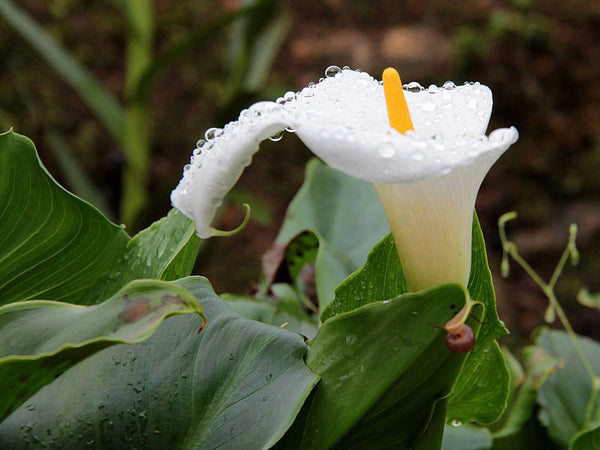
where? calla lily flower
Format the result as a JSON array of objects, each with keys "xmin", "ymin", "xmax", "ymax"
[{"xmin": 171, "ymin": 66, "xmax": 518, "ymax": 294}]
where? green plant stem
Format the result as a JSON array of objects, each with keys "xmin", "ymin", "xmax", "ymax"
[
  {"xmin": 121, "ymin": 0, "xmax": 154, "ymax": 228},
  {"xmin": 498, "ymin": 213, "xmax": 600, "ymax": 426}
]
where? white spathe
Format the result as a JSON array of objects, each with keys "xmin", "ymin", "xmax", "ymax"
[{"xmin": 171, "ymin": 67, "xmax": 518, "ymax": 291}]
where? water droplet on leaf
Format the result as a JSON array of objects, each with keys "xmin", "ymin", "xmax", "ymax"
[{"xmin": 345, "ymin": 335, "xmax": 357, "ymax": 345}]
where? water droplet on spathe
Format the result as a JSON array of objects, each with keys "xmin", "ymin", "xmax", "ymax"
[
  {"xmin": 269, "ymin": 130, "xmax": 284, "ymax": 142},
  {"xmin": 325, "ymin": 65, "xmax": 342, "ymax": 78},
  {"xmin": 443, "ymin": 81, "xmax": 456, "ymax": 90},
  {"xmin": 420, "ymin": 100, "xmax": 436, "ymax": 112},
  {"xmin": 404, "ymin": 81, "xmax": 423, "ymax": 92},
  {"xmin": 204, "ymin": 127, "xmax": 218, "ymax": 141},
  {"xmin": 284, "ymin": 91, "xmax": 296, "ymax": 102},
  {"xmin": 377, "ymin": 143, "xmax": 395, "ymax": 158},
  {"xmin": 412, "ymin": 151, "xmax": 424, "ymax": 161}
]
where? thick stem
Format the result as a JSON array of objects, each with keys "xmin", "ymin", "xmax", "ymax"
[{"xmin": 121, "ymin": 0, "xmax": 153, "ymax": 228}]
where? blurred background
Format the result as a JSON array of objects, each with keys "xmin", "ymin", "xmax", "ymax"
[{"xmin": 1, "ymin": 0, "xmax": 599, "ymax": 346}]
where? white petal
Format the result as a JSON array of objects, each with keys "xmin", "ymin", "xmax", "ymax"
[
  {"xmin": 171, "ymin": 102, "xmax": 292, "ymax": 238},
  {"xmin": 290, "ymin": 69, "xmax": 516, "ymax": 183}
]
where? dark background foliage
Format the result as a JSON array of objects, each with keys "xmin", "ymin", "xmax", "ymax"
[{"xmin": 1, "ymin": 0, "xmax": 600, "ymax": 345}]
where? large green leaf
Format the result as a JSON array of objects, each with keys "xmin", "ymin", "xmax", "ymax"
[
  {"xmin": 0, "ymin": 130, "xmax": 129, "ymax": 305},
  {"xmin": 0, "ymin": 130, "xmax": 201, "ymax": 307},
  {"xmin": 321, "ymin": 215, "xmax": 509, "ymax": 425},
  {"xmin": 276, "ymin": 158, "xmax": 389, "ymax": 309},
  {"xmin": 0, "ymin": 279, "xmax": 204, "ymax": 422},
  {"xmin": 281, "ymin": 284, "xmax": 477, "ymax": 449},
  {"xmin": 0, "ymin": 277, "xmax": 319, "ymax": 449},
  {"xmin": 536, "ymin": 328, "xmax": 600, "ymax": 448}
]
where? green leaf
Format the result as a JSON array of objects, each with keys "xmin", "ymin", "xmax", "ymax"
[
  {"xmin": 276, "ymin": 158, "xmax": 389, "ymax": 309},
  {"xmin": 223, "ymin": 284, "xmax": 319, "ymax": 339},
  {"xmin": 281, "ymin": 284, "xmax": 477, "ymax": 449},
  {"xmin": 490, "ymin": 346, "xmax": 563, "ymax": 449},
  {"xmin": 0, "ymin": 0, "xmax": 125, "ymax": 143},
  {"xmin": 321, "ymin": 212, "xmax": 509, "ymax": 424},
  {"xmin": 0, "ymin": 131, "xmax": 201, "ymax": 307},
  {"xmin": 0, "ymin": 279, "xmax": 204, "ymax": 422},
  {"xmin": 320, "ymin": 233, "xmax": 407, "ymax": 322},
  {"xmin": 536, "ymin": 328, "xmax": 600, "ymax": 448},
  {"xmin": 436, "ymin": 214, "xmax": 509, "ymax": 424},
  {"xmin": 442, "ymin": 423, "xmax": 492, "ymax": 450},
  {"xmin": 571, "ymin": 424, "xmax": 600, "ymax": 450},
  {"xmin": 0, "ymin": 130, "xmax": 129, "ymax": 305},
  {"xmin": 0, "ymin": 277, "xmax": 319, "ymax": 449},
  {"xmin": 86, "ymin": 208, "xmax": 201, "ymax": 304}
]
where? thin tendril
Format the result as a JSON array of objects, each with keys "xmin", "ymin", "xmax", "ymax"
[{"xmin": 498, "ymin": 212, "xmax": 600, "ymax": 426}]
